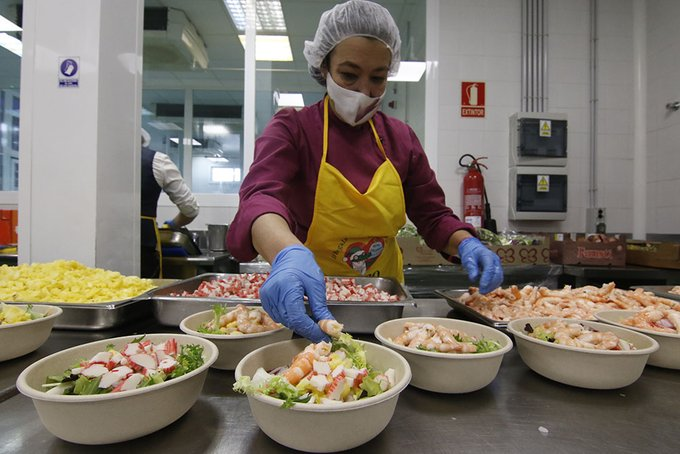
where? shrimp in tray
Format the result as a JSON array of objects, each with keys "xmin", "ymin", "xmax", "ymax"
[{"xmin": 233, "ymin": 333, "xmax": 396, "ymax": 408}]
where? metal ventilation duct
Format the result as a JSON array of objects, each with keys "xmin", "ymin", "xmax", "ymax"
[{"xmin": 521, "ymin": 0, "xmax": 548, "ymax": 112}]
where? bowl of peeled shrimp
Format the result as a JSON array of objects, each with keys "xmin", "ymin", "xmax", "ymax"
[
  {"xmin": 374, "ymin": 317, "xmax": 513, "ymax": 393},
  {"xmin": 233, "ymin": 327, "xmax": 411, "ymax": 453},
  {"xmin": 595, "ymin": 308, "xmax": 680, "ymax": 370},
  {"xmin": 507, "ymin": 317, "xmax": 659, "ymax": 389},
  {"xmin": 179, "ymin": 304, "xmax": 293, "ymax": 370}
]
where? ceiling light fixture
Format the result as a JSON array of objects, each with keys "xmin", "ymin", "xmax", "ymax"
[
  {"xmin": 274, "ymin": 91, "xmax": 304, "ymax": 108},
  {"xmin": 238, "ymin": 34, "xmax": 292, "ymax": 61},
  {"xmin": 0, "ymin": 33, "xmax": 21, "ymax": 57},
  {"xmin": 223, "ymin": 0, "xmax": 287, "ymax": 33},
  {"xmin": 148, "ymin": 120, "xmax": 183, "ymax": 131},
  {"xmin": 0, "ymin": 14, "xmax": 21, "ymax": 32},
  {"xmin": 170, "ymin": 137, "xmax": 202, "ymax": 146},
  {"xmin": 203, "ymin": 124, "xmax": 230, "ymax": 136},
  {"xmin": 388, "ymin": 61, "xmax": 427, "ymax": 82}
]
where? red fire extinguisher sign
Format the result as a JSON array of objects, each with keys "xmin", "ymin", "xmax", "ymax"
[{"xmin": 461, "ymin": 81, "xmax": 485, "ymax": 118}]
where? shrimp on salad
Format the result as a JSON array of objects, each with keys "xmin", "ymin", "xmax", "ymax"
[
  {"xmin": 234, "ymin": 333, "xmax": 395, "ymax": 408},
  {"xmin": 392, "ymin": 322, "xmax": 501, "ymax": 353},
  {"xmin": 199, "ymin": 304, "xmax": 281, "ymax": 335},
  {"xmin": 621, "ymin": 307, "xmax": 680, "ymax": 334},
  {"xmin": 523, "ymin": 320, "xmax": 635, "ymax": 350}
]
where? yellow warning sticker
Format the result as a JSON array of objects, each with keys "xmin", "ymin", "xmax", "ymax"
[
  {"xmin": 539, "ymin": 120, "xmax": 552, "ymax": 137},
  {"xmin": 537, "ymin": 175, "xmax": 550, "ymax": 192}
]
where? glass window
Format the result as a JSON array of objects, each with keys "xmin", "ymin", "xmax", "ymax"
[
  {"xmin": 191, "ymin": 89, "xmax": 244, "ymax": 194},
  {"xmin": 0, "ymin": 1, "xmax": 22, "ymax": 193},
  {"xmin": 141, "ymin": 89, "xmax": 185, "ymax": 172}
]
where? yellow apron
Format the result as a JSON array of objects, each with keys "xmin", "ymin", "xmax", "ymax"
[
  {"xmin": 304, "ymin": 96, "xmax": 406, "ymax": 282},
  {"xmin": 141, "ymin": 215, "xmax": 163, "ymax": 278}
]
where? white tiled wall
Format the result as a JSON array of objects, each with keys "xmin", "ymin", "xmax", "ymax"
[
  {"xmin": 646, "ymin": 0, "xmax": 680, "ymax": 234},
  {"xmin": 433, "ymin": 0, "xmax": 640, "ymax": 234}
]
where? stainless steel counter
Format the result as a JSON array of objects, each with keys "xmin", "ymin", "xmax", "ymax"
[{"xmin": 1, "ymin": 299, "xmax": 678, "ymax": 453}]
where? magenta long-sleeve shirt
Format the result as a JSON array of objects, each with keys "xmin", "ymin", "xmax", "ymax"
[{"xmin": 227, "ymin": 99, "xmax": 474, "ymax": 261}]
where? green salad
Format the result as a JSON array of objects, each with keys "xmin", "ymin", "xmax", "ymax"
[
  {"xmin": 234, "ymin": 333, "xmax": 396, "ymax": 408},
  {"xmin": 42, "ymin": 336, "xmax": 205, "ymax": 395}
]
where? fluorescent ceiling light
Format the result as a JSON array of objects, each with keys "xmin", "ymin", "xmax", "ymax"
[
  {"xmin": 275, "ymin": 92, "xmax": 304, "ymax": 108},
  {"xmin": 0, "ymin": 14, "xmax": 21, "ymax": 32},
  {"xmin": 141, "ymin": 108, "xmax": 154, "ymax": 116},
  {"xmin": 170, "ymin": 137, "xmax": 202, "ymax": 146},
  {"xmin": 148, "ymin": 120, "xmax": 183, "ymax": 131},
  {"xmin": 388, "ymin": 61, "xmax": 427, "ymax": 82},
  {"xmin": 0, "ymin": 33, "xmax": 21, "ymax": 57},
  {"xmin": 203, "ymin": 124, "xmax": 229, "ymax": 136},
  {"xmin": 207, "ymin": 156, "xmax": 230, "ymax": 162},
  {"xmin": 224, "ymin": 0, "xmax": 287, "ymax": 32},
  {"xmin": 238, "ymin": 35, "xmax": 292, "ymax": 61}
]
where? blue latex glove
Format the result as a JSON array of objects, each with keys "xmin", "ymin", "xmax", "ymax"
[
  {"xmin": 163, "ymin": 219, "xmax": 176, "ymax": 229},
  {"xmin": 458, "ymin": 237, "xmax": 504, "ymax": 294},
  {"xmin": 259, "ymin": 245, "xmax": 334, "ymax": 342}
]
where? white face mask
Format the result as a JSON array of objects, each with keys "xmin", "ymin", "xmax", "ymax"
[{"xmin": 325, "ymin": 73, "xmax": 385, "ymax": 126}]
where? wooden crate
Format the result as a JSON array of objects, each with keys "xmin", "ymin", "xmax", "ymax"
[
  {"xmin": 626, "ymin": 241, "xmax": 680, "ymax": 269},
  {"xmin": 549, "ymin": 234, "xmax": 626, "ymax": 266}
]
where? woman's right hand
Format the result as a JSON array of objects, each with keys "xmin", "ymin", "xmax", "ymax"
[{"xmin": 259, "ymin": 245, "xmax": 335, "ymax": 342}]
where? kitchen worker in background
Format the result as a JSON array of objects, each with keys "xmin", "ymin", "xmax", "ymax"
[
  {"xmin": 140, "ymin": 128, "xmax": 199, "ymax": 278},
  {"xmin": 226, "ymin": 0, "xmax": 503, "ymax": 341}
]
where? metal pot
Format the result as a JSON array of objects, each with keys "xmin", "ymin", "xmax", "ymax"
[{"xmin": 206, "ymin": 224, "xmax": 229, "ymax": 251}]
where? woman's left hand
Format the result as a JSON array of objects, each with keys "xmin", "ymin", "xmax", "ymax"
[{"xmin": 457, "ymin": 237, "xmax": 504, "ymax": 293}]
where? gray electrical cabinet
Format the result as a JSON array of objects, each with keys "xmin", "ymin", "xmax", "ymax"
[{"xmin": 509, "ymin": 113, "xmax": 568, "ymax": 221}]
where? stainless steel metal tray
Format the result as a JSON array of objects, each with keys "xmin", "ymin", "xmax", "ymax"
[
  {"xmin": 435, "ymin": 288, "xmax": 508, "ymax": 329},
  {"xmin": 149, "ymin": 273, "xmax": 414, "ymax": 333},
  {"xmin": 631, "ymin": 286, "xmax": 680, "ymax": 302},
  {"xmin": 4, "ymin": 298, "xmax": 151, "ymax": 330},
  {"xmin": 3, "ymin": 279, "xmax": 174, "ymax": 330}
]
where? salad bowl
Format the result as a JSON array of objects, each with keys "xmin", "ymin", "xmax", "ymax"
[
  {"xmin": 374, "ymin": 317, "xmax": 513, "ymax": 393},
  {"xmin": 179, "ymin": 307, "xmax": 293, "ymax": 369},
  {"xmin": 595, "ymin": 310, "xmax": 680, "ymax": 370},
  {"xmin": 0, "ymin": 304, "xmax": 63, "ymax": 362},
  {"xmin": 16, "ymin": 333, "xmax": 218, "ymax": 444},
  {"xmin": 234, "ymin": 337, "xmax": 411, "ymax": 453},
  {"xmin": 507, "ymin": 317, "xmax": 659, "ymax": 389}
]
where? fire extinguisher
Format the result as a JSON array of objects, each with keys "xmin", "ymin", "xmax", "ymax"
[{"xmin": 459, "ymin": 154, "xmax": 497, "ymax": 233}]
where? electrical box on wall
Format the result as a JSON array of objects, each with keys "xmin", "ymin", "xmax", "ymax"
[
  {"xmin": 510, "ymin": 112, "xmax": 568, "ymax": 167},
  {"xmin": 509, "ymin": 166, "xmax": 568, "ymax": 220}
]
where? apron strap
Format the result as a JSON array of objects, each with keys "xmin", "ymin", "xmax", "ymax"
[{"xmin": 141, "ymin": 215, "xmax": 163, "ymax": 278}]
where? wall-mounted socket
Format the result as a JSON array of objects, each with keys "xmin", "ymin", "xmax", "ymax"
[{"xmin": 586, "ymin": 207, "xmax": 606, "ymax": 233}]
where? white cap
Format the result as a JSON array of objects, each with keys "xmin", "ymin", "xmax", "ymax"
[{"xmin": 303, "ymin": 0, "xmax": 401, "ymax": 86}]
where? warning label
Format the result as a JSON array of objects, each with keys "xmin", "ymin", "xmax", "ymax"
[
  {"xmin": 537, "ymin": 175, "xmax": 550, "ymax": 192},
  {"xmin": 539, "ymin": 120, "xmax": 552, "ymax": 137}
]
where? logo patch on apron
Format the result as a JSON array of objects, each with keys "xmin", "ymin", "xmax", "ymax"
[{"xmin": 342, "ymin": 237, "xmax": 384, "ymax": 275}]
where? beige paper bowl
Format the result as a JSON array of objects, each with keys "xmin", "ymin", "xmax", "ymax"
[
  {"xmin": 595, "ymin": 310, "xmax": 680, "ymax": 370},
  {"xmin": 0, "ymin": 305, "xmax": 63, "ymax": 362},
  {"xmin": 179, "ymin": 308, "xmax": 293, "ymax": 370},
  {"xmin": 234, "ymin": 338, "xmax": 411, "ymax": 453},
  {"xmin": 375, "ymin": 317, "xmax": 513, "ymax": 393},
  {"xmin": 16, "ymin": 333, "xmax": 218, "ymax": 444},
  {"xmin": 507, "ymin": 317, "xmax": 659, "ymax": 389}
]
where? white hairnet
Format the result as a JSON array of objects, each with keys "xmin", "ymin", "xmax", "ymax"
[
  {"xmin": 141, "ymin": 128, "xmax": 151, "ymax": 147},
  {"xmin": 303, "ymin": 0, "xmax": 401, "ymax": 86}
]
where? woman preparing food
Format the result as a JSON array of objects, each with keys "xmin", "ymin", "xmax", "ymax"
[{"xmin": 227, "ymin": 0, "xmax": 503, "ymax": 342}]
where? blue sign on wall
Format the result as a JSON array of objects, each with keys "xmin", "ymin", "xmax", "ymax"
[{"xmin": 58, "ymin": 57, "xmax": 80, "ymax": 87}]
